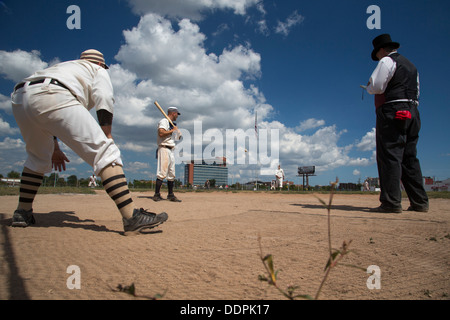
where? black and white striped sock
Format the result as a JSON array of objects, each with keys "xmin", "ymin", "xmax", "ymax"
[
  {"xmin": 100, "ymin": 165, "xmax": 134, "ymax": 219},
  {"xmin": 18, "ymin": 168, "xmax": 43, "ymax": 211}
]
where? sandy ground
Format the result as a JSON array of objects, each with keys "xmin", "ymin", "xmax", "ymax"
[{"xmin": 0, "ymin": 191, "xmax": 449, "ymax": 300}]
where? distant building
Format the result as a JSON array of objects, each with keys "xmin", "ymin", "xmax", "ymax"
[
  {"xmin": 424, "ymin": 177, "xmax": 449, "ymax": 192},
  {"xmin": 338, "ymin": 182, "xmax": 358, "ymax": 191},
  {"xmin": 184, "ymin": 158, "xmax": 228, "ymax": 187},
  {"xmin": 1, "ymin": 178, "xmax": 20, "ymax": 186},
  {"xmin": 365, "ymin": 177, "xmax": 380, "ymax": 188}
]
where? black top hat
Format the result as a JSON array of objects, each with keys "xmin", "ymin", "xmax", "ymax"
[{"xmin": 371, "ymin": 34, "xmax": 400, "ymax": 61}]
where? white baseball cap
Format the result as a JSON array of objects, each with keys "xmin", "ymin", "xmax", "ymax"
[{"xmin": 168, "ymin": 106, "xmax": 180, "ymax": 115}]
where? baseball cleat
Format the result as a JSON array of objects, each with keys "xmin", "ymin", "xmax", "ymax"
[
  {"xmin": 11, "ymin": 209, "xmax": 36, "ymax": 227},
  {"xmin": 152, "ymin": 194, "xmax": 164, "ymax": 202},
  {"xmin": 123, "ymin": 208, "xmax": 168, "ymax": 236},
  {"xmin": 167, "ymin": 194, "xmax": 182, "ymax": 202}
]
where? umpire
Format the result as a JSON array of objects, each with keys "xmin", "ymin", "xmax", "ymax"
[{"xmin": 366, "ymin": 34, "xmax": 429, "ymax": 213}]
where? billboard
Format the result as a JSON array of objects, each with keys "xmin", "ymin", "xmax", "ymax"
[{"xmin": 298, "ymin": 166, "xmax": 315, "ymax": 175}]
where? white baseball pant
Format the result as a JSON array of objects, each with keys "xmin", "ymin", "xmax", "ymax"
[
  {"xmin": 11, "ymin": 82, "xmax": 122, "ymax": 175},
  {"xmin": 156, "ymin": 146, "xmax": 175, "ymax": 181}
]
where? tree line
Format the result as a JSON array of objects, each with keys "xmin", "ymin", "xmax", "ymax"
[
  {"xmin": 0, "ymin": 170, "xmax": 99, "ymax": 187},
  {"xmin": 1, "ymin": 170, "xmax": 183, "ymax": 189}
]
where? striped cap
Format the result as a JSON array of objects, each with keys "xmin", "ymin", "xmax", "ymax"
[{"xmin": 80, "ymin": 49, "xmax": 109, "ymax": 69}]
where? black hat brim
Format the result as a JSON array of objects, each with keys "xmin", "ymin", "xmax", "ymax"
[{"xmin": 372, "ymin": 41, "xmax": 400, "ymax": 61}]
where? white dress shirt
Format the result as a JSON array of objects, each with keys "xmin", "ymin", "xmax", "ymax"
[
  {"xmin": 367, "ymin": 51, "xmax": 420, "ymax": 105},
  {"xmin": 367, "ymin": 52, "xmax": 397, "ymax": 95}
]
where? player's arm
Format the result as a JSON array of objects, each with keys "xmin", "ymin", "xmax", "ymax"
[
  {"xmin": 97, "ymin": 109, "xmax": 113, "ymax": 139},
  {"xmin": 158, "ymin": 119, "xmax": 178, "ymax": 138},
  {"xmin": 158, "ymin": 127, "xmax": 178, "ymax": 138},
  {"xmin": 367, "ymin": 57, "xmax": 396, "ymax": 94},
  {"xmin": 52, "ymin": 137, "xmax": 70, "ymax": 172},
  {"xmin": 93, "ymin": 69, "xmax": 115, "ymax": 139}
]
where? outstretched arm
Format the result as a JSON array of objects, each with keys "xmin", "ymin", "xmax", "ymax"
[{"xmin": 52, "ymin": 137, "xmax": 70, "ymax": 171}]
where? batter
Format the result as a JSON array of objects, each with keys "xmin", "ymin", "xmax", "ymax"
[{"xmin": 153, "ymin": 106, "xmax": 182, "ymax": 202}]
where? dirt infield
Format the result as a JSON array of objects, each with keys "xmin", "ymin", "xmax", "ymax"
[{"xmin": 0, "ymin": 191, "xmax": 449, "ymax": 300}]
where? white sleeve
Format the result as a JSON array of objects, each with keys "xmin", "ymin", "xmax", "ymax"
[
  {"xmin": 92, "ymin": 68, "xmax": 115, "ymax": 113},
  {"xmin": 367, "ymin": 57, "xmax": 396, "ymax": 95},
  {"xmin": 158, "ymin": 118, "xmax": 170, "ymax": 131}
]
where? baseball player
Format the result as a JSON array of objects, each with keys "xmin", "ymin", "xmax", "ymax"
[
  {"xmin": 153, "ymin": 106, "xmax": 182, "ymax": 202},
  {"xmin": 275, "ymin": 165, "xmax": 285, "ymax": 190},
  {"xmin": 88, "ymin": 174, "xmax": 98, "ymax": 188},
  {"xmin": 10, "ymin": 49, "xmax": 168, "ymax": 235}
]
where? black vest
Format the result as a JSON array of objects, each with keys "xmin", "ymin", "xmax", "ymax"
[{"xmin": 384, "ymin": 53, "xmax": 419, "ymax": 102}]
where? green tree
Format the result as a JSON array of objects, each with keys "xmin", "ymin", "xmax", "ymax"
[
  {"xmin": 67, "ymin": 175, "xmax": 78, "ymax": 187},
  {"xmin": 7, "ymin": 171, "xmax": 20, "ymax": 179},
  {"xmin": 48, "ymin": 173, "xmax": 59, "ymax": 187}
]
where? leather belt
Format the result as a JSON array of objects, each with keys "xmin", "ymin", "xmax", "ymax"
[
  {"xmin": 14, "ymin": 79, "xmax": 69, "ymax": 92},
  {"xmin": 385, "ymin": 99, "xmax": 419, "ymax": 106},
  {"xmin": 160, "ymin": 145, "xmax": 174, "ymax": 150}
]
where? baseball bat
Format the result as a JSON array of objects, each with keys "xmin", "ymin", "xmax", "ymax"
[{"xmin": 154, "ymin": 101, "xmax": 182, "ymax": 138}]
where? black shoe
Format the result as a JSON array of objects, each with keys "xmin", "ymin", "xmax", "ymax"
[
  {"xmin": 369, "ymin": 205, "xmax": 402, "ymax": 213},
  {"xmin": 12, "ymin": 209, "xmax": 36, "ymax": 227},
  {"xmin": 123, "ymin": 208, "xmax": 168, "ymax": 236},
  {"xmin": 167, "ymin": 194, "xmax": 181, "ymax": 202},
  {"xmin": 407, "ymin": 206, "xmax": 429, "ymax": 213},
  {"xmin": 152, "ymin": 194, "xmax": 164, "ymax": 202}
]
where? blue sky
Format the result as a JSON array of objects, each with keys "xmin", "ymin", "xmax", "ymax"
[{"xmin": 0, "ymin": 0, "xmax": 449, "ymax": 186}]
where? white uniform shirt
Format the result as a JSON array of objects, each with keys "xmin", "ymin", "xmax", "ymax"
[
  {"xmin": 275, "ymin": 168, "xmax": 284, "ymax": 179},
  {"xmin": 23, "ymin": 59, "xmax": 115, "ymax": 113},
  {"xmin": 157, "ymin": 118, "xmax": 176, "ymax": 148}
]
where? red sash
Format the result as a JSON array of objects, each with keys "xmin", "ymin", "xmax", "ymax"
[{"xmin": 375, "ymin": 94, "xmax": 385, "ymax": 109}]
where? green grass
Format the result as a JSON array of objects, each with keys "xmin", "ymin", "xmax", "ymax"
[{"xmin": 426, "ymin": 191, "xmax": 450, "ymax": 199}]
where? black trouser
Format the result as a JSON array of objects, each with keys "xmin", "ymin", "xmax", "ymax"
[{"xmin": 375, "ymin": 102, "xmax": 428, "ymax": 209}]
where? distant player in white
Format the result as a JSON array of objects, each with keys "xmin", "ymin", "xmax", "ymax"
[
  {"xmin": 275, "ymin": 165, "xmax": 285, "ymax": 190},
  {"xmin": 88, "ymin": 174, "xmax": 97, "ymax": 188},
  {"xmin": 10, "ymin": 49, "xmax": 167, "ymax": 235},
  {"xmin": 153, "ymin": 107, "xmax": 182, "ymax": 202}
]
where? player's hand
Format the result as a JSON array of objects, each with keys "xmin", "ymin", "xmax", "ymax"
[{"xmin": 52, "ymin": 150, "xmax": 70, "ymax": 172}]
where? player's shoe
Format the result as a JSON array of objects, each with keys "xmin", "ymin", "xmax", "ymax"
[
  {"xmin": 152, "ymin": 194, "xmax": 164, "ymax": 202},
  {"xmin": 122, "ymin": 208, "xmax": 168, "ymax": 236},
  {"xmin": 11, "ymin": 209, "xmax": 36, "ymax": 227},
  {"xmin": 369, "ymin": 205, "xmax": 402, "ymax": 213},
  {"xmin": 167, "ymin": 194, "xmax": 182, "ymax": 202},
  {"xmin": 406, "ymin": 206, "xmax": 428, "ymax": 213}
]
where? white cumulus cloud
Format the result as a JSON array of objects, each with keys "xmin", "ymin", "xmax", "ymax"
[
  {"xmin": 356, "ymin": 128, "xmax": 376, "ymax": 151},
  {"xmin": 296, "ymin": 118, "xmax": 325, "ymax": 132},
  {"xmin": 127, "ymin": 0, "xmax": 260, "ymax": 20},
  {"xmin": 0, "ymin": 50, "xmax": 48, "ymax": 82},
  {"xmin": 275, "ymin": 10, "xmax": 305, "ymax": 36}
]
